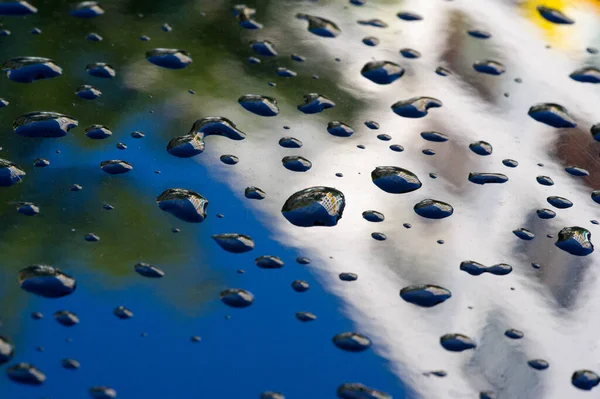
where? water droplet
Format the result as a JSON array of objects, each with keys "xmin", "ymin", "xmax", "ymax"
[
  {"xmin": 513, "ymin": 228, "xmax": 535, "ymax": 240},
  {"xmin": 282, "ymin": 186, "xmax": 345, "ymax": 227},
  {"xmin": 86, "ymin": 62, "xmax": 115, "ymax": 78},
  {"xmin": 371, "ymin": 232, "xmax": 387, "ymax": 241},
  {"xmin": 502, "ymin": 159, "xmax": 518, "ymax": 168},
  {"xmin": 85, "ymin": 125, "xmax": 112, "ymax": 139},
  {"xmin": 113, "ymin": 306, "xmax": 133, "ymax": 319},
  {"xmin": 70, "ymin": 1, "xmax": 104, "ymax": 18},
  {"xmin": 569, "ymin": 66, "xmax": 600, "ymax": 83},
  {"xmin": 250, "ymin": 40, "xmax": 277, "ymax": 56},
  {"xmin": 371, "ymin": 166, "xmax": 422, "ymax": 194},
  {"xmin": 89, "ymin": 386, "xmax": 117, "ymax": 399},
  {"xmin": 131, "ymin": 131, "xmax": 144, "ymax": 139},
  {"xmin": 296, "ymin": 312, "xmax": 316, "ymax": 322},
  {"xmin": 480, "ymin": 391, "xmax": 496, "ymax": 399},
  {"xmin": 0, "ymin": 158, "xmax": 25, "ymax": 186},
  {"xmin": 414, "ymin": 199, "xmax": 454, "ymax": 219},
  {"xmin": 232, "ymin": 5, "xmax": 263, "ymax": 29},
  {"xmin": 400, "ymin": 285, "xmax": 451, "ymax": 307},
  {"xmin": 31, "ymin": 312, "xmax": 43, "ymax": 320},
  {"xmin": 86, "ymin": 32, "xmax": 102, "ymax": 41},
  {"xmin": 61, "ymin": 358, "xmax": 80, "ymax": 370},
  {"xmin": 238, "ymin": 94, "xmax": 279, "ymax": 117},
  {"xmin": 536, "ymin": 175, "xmax": 554, "ymax": 186},
  {"xmin": 468, "ymin": 29, "xmax": 491, "ymax": 39},
  {"xmin": 440, "ymin": 333, "xmax": 476, "ymax": 352},
  {"xmin": 378, "ymin": 134, "xmax": 392, "ymax": 141},
  {"xmin": 245, "ymin": 186, "xmax": 266, "ymax": 200},
  {"xmin": 469, "ymin": 140, "xmax": 493, "ymax": 156},
  {"xmin": 361, "ymin": 60, "xmax": 404, "ymax": 85},
  {"xmin": 100, "ymin": 160, "xmax": 132, "ymax": 175},
  {"xmin": 256, "ymin": 255, "xmax": 284, "ymax": 269},
  {"xmin": 157, "ymin": 188, "xmax": 208, "ymax": 223},
  {"xmin": 220, "ymin": 154, "xmax": 239, "ymax": 165},
  {"xmin": 16, "ymin": 202, "xmax": 39, "ymax": 216},
  {"xmin": 505, "ymin": 329, "xmax": 524, "ymax": 339},
  {"xmin": 297, "ymin": 257, "xmax": 311, "ymax": 264},
  {"xmin": 146, "ymin": 48, "xmax": 192, "ymax": 69},
  {"xmin": 400, "ymin": 48, "xmax": 421, "ymax": 59},
  {"xmin": 76, "ymin": 85, "xmax": 101, "ymax": 100},
  {"xmin": 291, "ymin": 54, "xmax": 305, "ymax": 62},
  {"xmin": 528, "ymin": 359, "xmax": 549, "ymax": 370},
  {"xmin": 460, "ymin": 261, "xmax": 512, "ymax": 276},
  {"xmin": 389, "ymin": 144, "xmax": 404, "ymax": 152},
  {"xmin": 537, "ymin": 5, "xmax": 573, "ymax": 24},
  {"xmin": 2, "ymin": 57, "xmax": 62, "ymax": 83},
  {"xmin": 31, "ymin": 27, "xmax": 41, "ymax": 34},
  {"xmin": 468, "ymin": 173, "xmax": 508, "ymax": 185},
  {"xmin": 403, "ymin": 223, "xmax": 411, "ymax": 228},
  {"xmin": 435, "ymin": 66, "xmax": 451, "ymax": 76},
  {"xmin": 282, "ymin": 156, "xmax": 312, "ymax": 172},
  {"xmin": 555, "ymin": 226, "xmax": 594, "ymax": 256},
  {"xmin": 339, "ymin": 272, "xmax": 358, "ymax": 281},
  {"xmin": 212, "ymin": 234, "xmax": 254, "ymax": 253},
  {"xmin": 350, "ymin": 0, "xmax": 366, "ymax": 5},
  {"xmin": 473, "ymin": 60, "xmax": 505, "ymax": 75},
  {"xmin": 362, "ymin": 210, "xmax": 384, "ymax": 222},
  {"xmin": 19, "ymin": 265, "xmax": 76, "ymax": 298},
  {"xmin": 297, "ymin": 93, "xmax": 335, "ymax": 114},
  {"xmin": 291, "ymin": 280, "xmax": 310, "ymax": 292},
  {"xmin": 0, "ymin": 30, "xmax": 11, "ymax": 36},
  {"xmin": 537, "ymin": 208, "xmax": 556, "ymax": 219},
  {"xmin": 54, "ymin": 310, "xmax": 79, "ymax": 326},
  {"xmin": 70, "ymin": 184, "xmax": 83, "ymax": 191},
  {"xmin": 565, "ymin": 166, "xmax": 589, "ymax": 177},
  {"xmin": 364, "ymin": 120, "xmax": 379, "ymax": 129},
  {"xmin": 572, "ymin": 370, "xmax": 600, "ymax": 391},
  {"xmin": 190, "ymin": 335, "xmax": 201, "ymax": 342},
  {"xmin": 279, "ymin": 137, "xmax": 302, "ymax": 148},
  {"xmin": 587, "ymin": 47, "xmax": 598, "ymax": 54},
  {"xmin": 332, "ymin": 332, "xmax": 371, "ymax": 352},
  {"xmin": 337, "ymin": 383, "xmax": 391, "ymax": 399},
  {"xmin": 358, "ymin": 19, "xmax": 388, "ymax": 28},
  {"xmin": 420, "ymin": 131, "xmax": 448, "ymax": 142},
  {"xmin": 0, "ymin": 337, "xmax": 13, "ymax": 365},
  {"xmin": 84, "ymin": 233, "xmax": 100, "ymax": 242},
  {"xmin": 0, "ymin": 1, "xmax": 36, "ymax": 15},
  {"xmin": 220, "ymin": 288, "xmax": 254, "ymax": 307},
  {"xmin": 528, "ymin": 103, "xmax": 576, "ymax": 128},
  {"xmin": 276, "ymin": 67, "xmax": 296, "ymax": 78},
  {"xmin": 362, "ymin": 36, "xmax": 379, "ymax": 46},
  {"xmin": 327, "ymin": 121, "xmax": 354, "ymax": 137},
  {"xmin": 132, "ymin": 262, "xmax": 165, "ymax": 278},
  {"xmin": 396, "ymin": 11, "xmax": 422, "ymax": 21},
  {"xmin": 161, "ymin": 23, "xmax": 172, "ymax": 32},
  {"xmin": 296, "ymin": 13, "xmax": 341, "ymax": 37},
  {"xmin": 7, "ymin": 363, "xmax": 45, "ymax": 385},
  {"xmin": 547, "ymin": 196, "xmax": 573, "ymax": 209},
  {"xmin": 247, "ymin": 57, "xmax": 260, "ymax": 64},
  {"xmin": 391, "ymin": 97, "xmax": 442, "ymax": 118},
  {"xmin": 14, "ymin": 111, "xmax": 78, "ymax": 138}
]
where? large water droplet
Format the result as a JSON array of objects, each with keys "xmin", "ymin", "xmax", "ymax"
[
  {"xmin": 0, "ymin": 158, "xmax": 25, "ymax": 186},
  {"xmin": 414, "ymin": 199, "xmax": 454, "ymax": 219},
  {"xmin": 238, "ymin": 94, "xmax": 279, "ymax": 116},
  {"xmin": 70, "ymin": 1, "xmax": 104, "ymax": 18},
  {"xmin": 212, "ymin": 233, "xmax": 255, "ymax": 253},
  {"xmin": 460, "ymin": 261, "xmax": 512, "ymax": 276},
  {"xmin": 440, "ymin": 333, "xmax": 476, "ymax": 352},
  {"xmin": 361, "ymin": 61, "xmax": 404, "ymax": 84},
  {"xmin": 167, "ymin": 117, "xmax": 246, "ymax": 158},
  {"xmin": 86, "ymin": 125, "xmax": 112, "ymax": 139},
  {"xmin": 391, "ymin": 97, "xmax": 442, "ymax": 118},
  {"xmin": 245, "ymin": 186, "xmax": 266, "ymax": 200},
  {"xmin": 2, "ymin": 57, "xmax": 62, "ymax": 83},
  {"xmin": 565, "ymin": 166, "xmax": 589, "ymax": 177},
  {"xmin": 572, "ymin": 370, "xmax": 600, "ymax": 391},
  {"xmin": 76, "ymin": 85, "xmax": 101, "ymax": 100},
  {"xmin": 513, "ymin": 228, "xmax": 535, "ymax": 240},
  {"xmin": 371, "ymin": 166, "xmax": 422, "ymax": 194},
  {"xmin": 220, "ymin": 288, "xmax": 254, "ymax": 307},
  {"xmin": 0, "ymin": 1, "xmax": 37, "ymax": 15},
  {"xmin": 146, "ymin": 48, "xmax": 192, "ymax": 69},
  {"xmin": 296, "ymin": 13, "xmax": 341, "ymax": 37},
  {"xmin": 570, "ymin": 66, "xmax": 600, "ymax": 83},
  {"xmin": 19, "ymin": 265, "xmax": 76, "ymax": 298},
  {"xmin": 157, "ymin": 188, "xmax": 208, "ymax": 223},
  {"xmin": 469, "ymin": 141, "xmax": 493, "ymax": 156},
  {"xmin": 547, "ymin": 196, "xmax": 573, "ymax": 209},
  {"xmin": 536, "ymin": 175, "xmax": 554, "ymax": 186},
  {"xmin": 537, "ymin": 5, "xmax": 574, "ymax": 24},
  {"xmin": 100, "ymin": 160, "xmax": 133, "ymax": 175},
  {"xmin": 327, "ymin": 121, "xmax": 354, "ymax": 137},
  {"xmin": 282, "ymin": 156, "xmax": 312, "ymax": 172},
  {"xmin": 555, "ymin": 226, "xmax": 594, "ymax": 256},
  {"xmin": 7, "ymin": 363, "xmax": 45, "ymax": 385},
  {"xmin": 14, "ymin": 111, "xmax": 78, "ymax": 138},
  {"xmin": 86, "ymin": 62, "xmax": 115, "ymax": 78},
  {"xmin": 332, "ymin": 332, "xmax": 371, "ymax": 352},
  {"xmin": 337, "ymin": 383, "xmax": 391, "ymax": 399},
  {"xmin": 400, "ymin": 285, "xmax": 452, "ymax": 307},
  {"xmin": 528, "ymin": 103, "xmax": 576, "ymax": 128},
  {"xmin": 298, "ymin": 93, "xmax": 335, "ymax": 114},
  {"xmin": 281, "ymin": 186, "xmax": 345, "ymax": 227},
  {"xmin": 250, "ymin": 40, "xmax": 277, "ymax": 56}
]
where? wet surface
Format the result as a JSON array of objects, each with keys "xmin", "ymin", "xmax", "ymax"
[{"xmin": 2, "ymin": 1, "xmax": 600, "ymax": 398}]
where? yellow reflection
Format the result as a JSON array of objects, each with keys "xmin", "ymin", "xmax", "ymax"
[{"xmin": 520, "ymin": 0, "xmax": 598, "ymax": 49}]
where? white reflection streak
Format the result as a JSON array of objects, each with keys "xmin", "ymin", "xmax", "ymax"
[{"xmin": 198, "ymin": 0, "xmax": 600, "ymax": 398}]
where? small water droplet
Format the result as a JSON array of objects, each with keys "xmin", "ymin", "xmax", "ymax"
[
  {"xmin": 86, "ymin": 62, "xmax": 115, "ymax": 78},
  {"xmin": 156, "ymin": 188, "xmax": 208, "ymax": 223},
  {"xmin": 528, "ymin": 359, "xmax": 549, "ymax": 370},
  {"xmin": 7, "ymin": 363, "xmax": 45, "ymax": 385},
  {"xmin": 513, "ymin": 228, "xmax": 535, "ymax": 240},
  {"xmin": 282, "ymin": 156, "xmax": 312, "ymax": 172},
  {"xmin": 469, "ymin": 140, "xmax": 493, "ymax": 156},
  {"xmin": 54, "ymin": 310, "xmax": 79, "ymax": 326},
  {"xmin": 440, "ymin": 333, "xmax": 476, "ymax": 352},
  {"xmin": 547, "ymin": 196, "xmax": 573, "ymax": 209},
  {"xmin": 400, "ymin": 285, "xmax": 451, "ymax": 307},
  {"xmin": 212, "ymin": 234, "xmax": 254, "ymax": 253},
  {"xmin": 279, "ymin": 137, "xmax": 302, "ymax": 148},
  {"xmin": 505, "ymin": 329, "xmax": 524, "ymax": 339},
  {"xmin": 297, "ymin": 93, "xmax": 335, "ymax": 114},
  {"xmin": 371, "ymin": 166, "xmax": 422, "ymax": 193},
  {"xmin": 296, "ymin": 13, "xmax": 341, "ymax": 37},
  {"xmin": 220, "ymin": 288, "xmax": 254, "ymax": 307},
  {"xmin": 414, "ymin": 199, "xmax": 454, "ymax": 219},
  {"xmin": 332, "ymin": 332, "xmax": 371, "ymax": 352},
  {"xmin": 473, "ymin": 60, "xmax": 505, "ymax": 75},
  {"xmin": 537, "ymin": 5, "xmax": 573, "ymax": 24}
]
